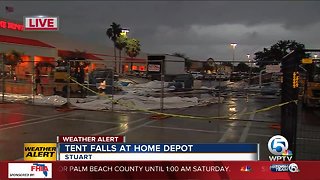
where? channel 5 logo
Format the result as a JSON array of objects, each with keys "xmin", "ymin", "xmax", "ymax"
[{"xmin": 268, "ymin": 135, "xmax": 293, "ymax": 161}]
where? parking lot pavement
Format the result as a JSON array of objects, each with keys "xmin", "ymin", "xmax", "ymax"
[
  {"xmin": 0, "ymin": 103, "xmax": 150, "ymax": 160},
  {"xmin": 0, "ymin": 96, "xmax": 319, "ymax": 160}
]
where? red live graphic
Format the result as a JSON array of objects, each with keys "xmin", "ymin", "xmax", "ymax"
[{"xmin": 24, "ymin": 17, "xmax": 58, "ymax": 30}]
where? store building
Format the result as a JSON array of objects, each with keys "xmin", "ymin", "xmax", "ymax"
[
  {"xmin": 0, "ymin": 17, "xmax": 147, "ymax": 94},
  {"xmin": 0, "ymin": 18, "xmax": 147, "ymax": 72}
]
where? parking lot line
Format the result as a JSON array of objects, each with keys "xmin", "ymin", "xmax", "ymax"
[
  {"xmin": 117, "ymin": 120, "xmax": 157, "ymax": 135},
  {"xmin": 146, "ymin": 124, "xmax": 276, "ymax": 138},
  {"xmin": 218, "ymin": 107, "xmax": 247, "ymax": 143},
  {"xmin": 63, "ymin": 118, "xmax": 120, "ymax": 125},
  {"xmin": 0, "ymin": 111, "xmax": 40, "ymax": 118},
  {"xmin": 146, "ymin": 125, "xmax": 221, "ymax": 134},
  {"xmin": 0, "ymin": 113, "xmax": 72, "ymax": 131},
  {"xmin": 238, "ymin": 110, "xmax": 255, "ymax": 143},
  {"xmin": 14, "ymin": 116, "xmax": 151, "ymax": 161},
  {"xmin": 0, "ymin": 112, "xmax": 70, "ymax": 128}
]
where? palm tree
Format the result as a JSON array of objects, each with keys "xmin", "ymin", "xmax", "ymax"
[
  {"xmin": 125, "ymin": 38, "xmax": 141, "ymax": 71},
  {"xmin": 106, "ymin": 22, "xmax": 122, "ymax": 73},
  {"xmin": 2, "ymin": 50, "xmax": 23, "ymax": 77},
  {"xmin": 115, "ymin": 34, "xmax": 127, "ymax": 74}
]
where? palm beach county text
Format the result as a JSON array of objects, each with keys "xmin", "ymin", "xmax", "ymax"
[{"xmin": 65, "ymin": 165, "xmax": 230, "ymax": 172}]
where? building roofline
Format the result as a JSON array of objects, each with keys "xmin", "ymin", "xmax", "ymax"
[{"xmin": 0, "ymin": 35, "xmax": 55, "ymax": 48}]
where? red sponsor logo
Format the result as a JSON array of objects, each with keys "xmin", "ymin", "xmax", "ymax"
[{"xmin": 24, "ymin": 16, "xmax": 58, "ymax": 31}]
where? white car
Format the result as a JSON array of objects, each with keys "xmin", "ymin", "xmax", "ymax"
[{"xmin": 191, "ymin": 72, "xmax": 203, "ymax": 80}]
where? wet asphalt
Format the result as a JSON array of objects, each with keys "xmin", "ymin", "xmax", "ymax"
[{"xmin": 0, "ymin": 80, "xmax": 319, "ymax": 161}]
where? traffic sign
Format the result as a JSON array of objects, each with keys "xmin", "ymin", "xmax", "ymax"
[{"xmin": 266, "ymin": 65, "xmax": 281, "ymax": 73}]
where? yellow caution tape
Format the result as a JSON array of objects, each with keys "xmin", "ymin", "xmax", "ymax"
[{"xmin": 69, "ymin": 77, "xmax": 298, "ymax": 120}]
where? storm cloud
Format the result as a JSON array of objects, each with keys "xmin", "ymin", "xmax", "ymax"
[{"xmin": 1, "ymin": 1, "xmax": 320, "ymax": 60}]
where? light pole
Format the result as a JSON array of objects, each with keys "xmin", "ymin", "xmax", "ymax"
[
  {"xmin": 119, "ymin": 29, "xmax": 130, "ymax": 75},
  {"xmin": 207, "ymin": 58, "xmax": 214, "ymax": 88},
  {"xmin": 121, "ymin": 29, "xmax": 130, "ymax": 36},
  {"xmin": 230, "ymin": 43, "xmax": 237, "ymax": 72},
  {"xmin": 247, "ymin": 54, "xmax": 252, "ymax": 84}
]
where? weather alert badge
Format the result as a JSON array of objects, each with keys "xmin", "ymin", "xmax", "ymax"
[
  {"xmin": 8, "ymin": 163, "xmax": 52, "ymax": 178},
  {"xmin": 24, "ymin": 143, "xmax": 57, "ymax": 161},
  {"xmin": 268, "ymin": 135, "xmax": 293, "ymax": 161}
]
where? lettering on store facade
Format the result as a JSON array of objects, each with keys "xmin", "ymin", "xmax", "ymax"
[{"xmin": 0, "ymin": 20, "xmax": 24, "ymax": 31}]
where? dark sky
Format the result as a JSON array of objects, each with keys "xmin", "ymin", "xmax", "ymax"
[{"xmin": 1, "ymin": 1, "xmax": 320, "ymax": 60}]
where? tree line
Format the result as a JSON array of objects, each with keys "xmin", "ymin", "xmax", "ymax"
[
  {"xmin": 1, "ymin": 34, "xmax": 308, "ymax": 76},
  {"xmin": 173, "ymin": 40, "xmax": 308, "ymax": 72}
]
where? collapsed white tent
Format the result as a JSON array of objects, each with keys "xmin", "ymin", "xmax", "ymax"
[
  {"xmin": 28, "ymin": 94, "xmax": 223, "ymax": 111},
  {"xmin": 2, "ymin": 80, "xmax": 224, "ymax": 111}
]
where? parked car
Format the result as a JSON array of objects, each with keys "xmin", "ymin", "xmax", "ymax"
[
  {"xmin": 216, "ymin": 73, "xmax": 229, "ymax": 81},
  {"xmin": 168, "ymin": 74, "xmax": 194, "ymax": 91},
  {"xmin": 191, "ymin": 72, "xmax": 203, "ymax": 80},
  {"xmin": 89, "ymin": 69, "xmax": 115, "ymax": 84},
  {"xmin": 204, "ymin": 73, "xmax": 216, "ymax": 80},
  {"xmin": 230, "ymin": 72, "xmax": 241, "ymax": 82},
  {"xmin": 0, "ymin": 71, "xmax": 9, "ymax": 78},
  {"xmin": 230, "ymin": 72, "xmax": 249, "ymax": 82}
]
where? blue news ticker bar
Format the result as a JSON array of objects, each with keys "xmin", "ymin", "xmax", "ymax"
[{"xmin": 59, "ymin": 143, "xmax": 258, "ymax": 153}]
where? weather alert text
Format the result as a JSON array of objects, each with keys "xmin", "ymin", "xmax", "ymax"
[{"xmin": 24, "ymin": 143, "xmax": 57, "ymax": 161}]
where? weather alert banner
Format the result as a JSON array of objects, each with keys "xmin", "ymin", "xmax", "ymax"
[
  {"xmin": 58, "ymin": 143, "xmax": 259, "ymax": 161},
  {"xmin": 24, "ymin": 143, "xmax": 57, "ymax": 161}
]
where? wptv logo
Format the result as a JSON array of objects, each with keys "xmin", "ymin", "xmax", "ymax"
[{"xmin": 268, "ymin": 135, "xmax": 293, "ymax": 161}]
